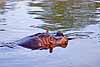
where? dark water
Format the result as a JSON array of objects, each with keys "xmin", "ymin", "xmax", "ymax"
[{"xmin": 0, "ymin": 0, "xmax": 100, "ymax": 67}]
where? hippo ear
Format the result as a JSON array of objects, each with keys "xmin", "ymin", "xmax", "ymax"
[{"xmin": 56, "ymin": 31, "xmax": 64, "ymax": 36}]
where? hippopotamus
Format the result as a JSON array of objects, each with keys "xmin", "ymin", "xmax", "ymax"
[
  {"xmin": 17, "ymin": 31, "xmax": 68, "ymax": 53},
  {"xmin": 0, "ymin": 30, "xmax": 69, "ymax": 53}
]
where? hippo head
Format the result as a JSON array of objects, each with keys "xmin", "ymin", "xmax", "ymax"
[{"xmin": 55, "ymin": 31, "xmax": 68, "ymax": 48}]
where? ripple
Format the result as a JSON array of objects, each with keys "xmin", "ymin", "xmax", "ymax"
[
  {"xmin": 0, "ymin": 29, "xmax": 6, "ymax": 31},
  {"xmin": 65, "ymin": 31, "xmax": 94, "ymax": 40},
  {"xmin": 0, "ymin": 24, "xmax": 7, "ymax": 25},
  {"xmin": 0, "ymin": 18, "xmax": 6, "ymax": 22}
]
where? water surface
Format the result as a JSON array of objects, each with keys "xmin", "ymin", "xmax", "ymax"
[{"xmin": 0, "ymin": 0, "xmax": 100, "ymax": 67}]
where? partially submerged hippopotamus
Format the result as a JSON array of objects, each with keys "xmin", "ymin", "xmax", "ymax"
[{"xmin": 17, "ymin": 31, "xmax": 68, "ymax": 53}]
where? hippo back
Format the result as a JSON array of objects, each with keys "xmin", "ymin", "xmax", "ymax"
[{"xmin": 17, "ymin": 35, "xmax": 41, "ymax": 50}]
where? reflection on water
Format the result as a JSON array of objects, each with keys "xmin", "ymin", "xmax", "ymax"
[
  {"xmin": 0, "ymin": 0, "xmax": 97, "ymax": 32},
  {"xmin": 28, "ymin": 0, "xmax": 96, "ymax": 31},
  {"xmin": 0, "ymin": 0, "xmax": 5, "ymax": 14},
  {"xmin": 0, "ymin": 0, "xmax": 99, "ymax": 40}
]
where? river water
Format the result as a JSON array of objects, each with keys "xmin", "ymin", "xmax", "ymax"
[{"xmin": 0, "ymin": 0, "xmax": 100, "ymax": 67}]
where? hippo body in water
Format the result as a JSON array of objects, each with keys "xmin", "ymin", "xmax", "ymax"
[
  {"xmin": 17, "ymin": 33, "xmax": 53, "ymax": 50},
  {"xmin": 12, "ymin": 31, "xmax": 69, "ymax": 53},
  {"xmin": 17, "ymin": 31, "xmax": 68, "ymax": 53},
  {"xmin": 17, "ymin": 35, "xmax": 41, "ymax": 50}
]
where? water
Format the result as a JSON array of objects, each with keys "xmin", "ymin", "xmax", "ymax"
[{"xmin": 0, "ymin": 0, "xmax": 100, "ymax": 67}]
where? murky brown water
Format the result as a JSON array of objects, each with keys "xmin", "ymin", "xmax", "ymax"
[{"xmin": 0, "ymin": 0, "xmax": 100, "ymax": 67}]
